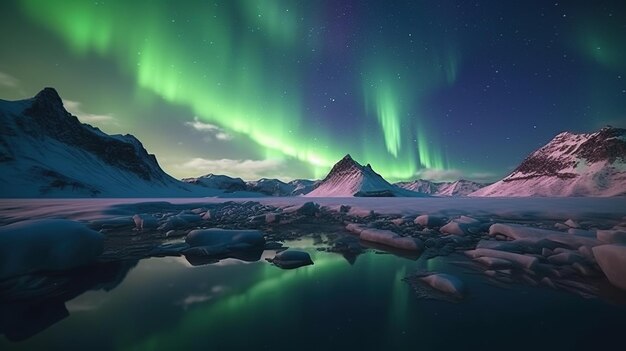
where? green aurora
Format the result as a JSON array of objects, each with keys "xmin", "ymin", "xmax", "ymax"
[{"xmin": 18, "ymin": 0, "xmax": 454, "ymax": 181}]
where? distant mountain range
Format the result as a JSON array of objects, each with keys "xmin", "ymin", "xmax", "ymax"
[
  {"xmin": 1, "ymin": 88, "xmax": 624, "ymax": 197},
  {"xmin": 395, "ymin": 179, "xmax": 487, "ymax": 196}
]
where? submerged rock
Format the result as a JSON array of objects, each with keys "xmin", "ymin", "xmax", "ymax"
[
  {"xmin": 0, "ymin": 219, "xmax": 104, "ymax": 280},
  {"xmin": 420, "ymin": 273, "xmax": 467, "ymax": 299},
  {"xmin": 267, "ymin": 250, "xmax": 314, "ymax": 269},
  {"xmin": 185, "ymin": 228, "xmax": 265, "ymax": 250},
  {"xmin": 465, "ymin": 248, "xmax": 538, "ymax": 269}
]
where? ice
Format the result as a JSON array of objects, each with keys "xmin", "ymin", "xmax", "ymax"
[
  {"xmin": 465, "ymin": 248, "xmax": 539, "ymax": 269},
  {"xmin": 346, "ymin": 224, "xmax": 422, "ymax": 251},
  {"xmin": 473, "ymin": 256, "xmax": 513, "ymax": 269},
  {"xmin": 596, "ymin": 230, "xmax": 626, "ymax": 244},
  {"xmin": 414, "ymin": 215, "xmax": 445, "ymax": 227},
  {"xmin": 0, "ymin": 219, "xmax": 103, "ymax": 279},
  {"xmin": 419, "ymin": 273, "xmax": 467, "ymax": 299},
  {"xmin": 267, "ymin": 250, "xmax": 313, "ymax": 269},
  {"xmin": 489, "ymin": 223, "xmax": 600, "ymax": 249},
  {"xmin": 592, "ymin": 244, "xmax": 626, "ymax": 291}
]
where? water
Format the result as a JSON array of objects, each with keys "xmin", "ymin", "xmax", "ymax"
[{"xmin": 1, "ymin": 237, "xmax": 625, "ymax": 351}]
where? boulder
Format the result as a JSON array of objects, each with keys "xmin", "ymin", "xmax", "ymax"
[{"xmin": 592, "ymin": 244, "xmax": 626, "ymax": 291}]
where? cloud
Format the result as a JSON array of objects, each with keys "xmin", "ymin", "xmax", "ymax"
[
  {"xmin": 63, "ymin": 99, "xmax": 117, "ymax": 125},
  {"xmin": 0, "ymin": 71, "xmax": 19, "ymax": 88},
  {"xmin": 184, "ymin": 116, "xmax": 233, "ymax": 141},
  {"xmin": 415, "ymin": 168, "xmax": 497, "ymax": 183},
  {"xmin": 180, "ymin": 158, "xmax": 285, "ymax": 180}
]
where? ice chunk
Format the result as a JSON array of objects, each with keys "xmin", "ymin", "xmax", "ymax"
[
  {"xmin": 597, "ymin": 230, "xmax": 626, "ymax": 244},
  {"xmin": 267, "ymin": 250, "xmax": 313, "ymax": 269},
  {"xmin": 440, "ymin": 221, "xmax": 465, "ymax": 236},
  {"xmin": 419, "ymin": 273, "xmax": 467, "ymax": 299},
  {"xmin": 473, "ymin": 256, "xmax": 513, "ymax": 269},
  {"xmin": 359, "ymin": 228, "xmax": 423, "ymax": 251},
  {"xmin": 0, "ymin": 219, "xmax": 103, "ymax": 279},
  {"xmin": 547, "ymin": 252, "xmax": 584, "ymax": 265},
  {"xmin": 592, "ymin": 244, "xmax": 626, "ymax": 291},
  {"xmin": 414, "ymin": 215, "xmax": 445, "ymax": 227},
  {"xmin": 564, "ymin": 219, "xmax": 580, "ymax": 228},
  {"xmin": 489, "ymin": 223, "xmax": 600, "ymax": 249},
  {"xmin": 282, "ymin": 202, "xmax": 320, "ymax": 216},
  {"xmin": 465, "ymin": 248, "xmax": 538, "ymax": 269}
]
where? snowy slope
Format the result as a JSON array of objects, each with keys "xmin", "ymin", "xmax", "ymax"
[
  {"xmin": 0, "ymin": 88, "xmax": 218, "ymax": 198},
  {"xmin": 305, "ymin": 154, "xmax": 423, "ymax": 197},
  {"xmin": 395, "ymin": 179, "xmax": 440, "ymax": 194},
  {"xmin": 471, "ymin": 127, "xmax": 626, "ymax": 197},
  {"xmin": 437, "ymin": 180, "xmax": 487, "ymax": 196},
  {"xmin": 395, "ymin": 179, "xmax": 486, "ymax": 196},
  {"xmin": 182, "ymin": 174, "xmax": 247, "ymax": 192}
]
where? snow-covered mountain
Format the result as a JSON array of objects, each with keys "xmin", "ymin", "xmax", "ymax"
[
  {"xmin": 182, "ymin": 174, "xmax": 247, "ymax": 192},
  {"xmin": 470, "ymin": 127, "xmax": 626, "ymax": 197},
  {"xmin": 305, "ymin": 154, "xmax": 422, "ymax": 197},
  {"xmin": 0, "ymin": 88, "xmax": 210, "ymax": 197},
  {"xmin": 395, "ymin": 179, "xmax": 486, "ymax": 196},
  {"xmin": 395, "ymin": 179, "xmax": 440, "ymax": 194}
]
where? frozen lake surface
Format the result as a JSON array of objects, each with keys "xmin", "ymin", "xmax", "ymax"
[{"xmin": 1, "ymin": 197, "xmax": 626, "ymax": 350}]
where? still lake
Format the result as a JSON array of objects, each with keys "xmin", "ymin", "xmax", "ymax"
[{"xmin": 1, "ymin": 237, "xmax": 625, "ymax": 351}]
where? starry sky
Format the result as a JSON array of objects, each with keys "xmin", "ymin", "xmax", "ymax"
[{"xmin": 0, "ymin": 0, "xmax": 625, "ymax": 182}]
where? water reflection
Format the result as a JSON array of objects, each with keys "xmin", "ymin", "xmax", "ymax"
[{"xmin": 0, "ymin": 260, "xmax": 137, "ymax": 341}]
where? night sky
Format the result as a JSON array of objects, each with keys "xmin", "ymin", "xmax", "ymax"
[{"xmin": 1, "ymin": 0, "xmax": 625, "ymax": 182}]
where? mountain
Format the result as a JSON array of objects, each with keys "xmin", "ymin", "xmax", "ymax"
[
  {"xmin": 395, "ymin": 179, "xmax": 487, "ymax": 196},
  {"xmin": 437, "ymin": 180, "xmax": 487, "ymax": 196},
  {"xmin": 288, "ymin": 179, "xmax": 320, "ymax": 195},
  {"xmin": 182, "ymin": 174, "xmax": 247, "ymax": 192},
  {"xmin": 305, "ymin": 154, "xmax": 422, "ymax": 197},
  {"xmin": 0, "ymin": 88, "xmax": 211, "ymax": 197},
  {"xmin": 395, "ymin": 179, "xmax": 440, "ymax": 194},
  {"xmin": 470, "ymin": 127, "xmax": 626, "ymax": 197}
]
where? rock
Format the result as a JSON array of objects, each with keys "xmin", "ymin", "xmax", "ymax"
[
  {"xmin": 597, "ymin": 230, "xmax": 626, "ymax": 244},
  {"xmin": 265, "ymin": 213, "xmax": 280, "ymax": 224},
  {"xmin": 592, "ymin": 244, "xmax": 626, "ymax": 291},
  {"xmin": 542, "ymin": 248, "xmax": 554, "ymax": 257},
  {"xmin": 391, "ymin": 218, "xmax": 405, "ymax": 226},
  {"xmin": 540, "ymin": 277, "xmax": 557, "ymax": 289},
  {"xmin": 267, "ymin": 250, "xmax": 313, "ymax": 269},
  {"xmin": 419, "ymin": 273, "xmax": 467, "ymax": 299},
  {"xmin": 414, "ymin": 215, "xmax": 445, "ymax": 228},
  {"xmin": 132, "ymin": 214, "xmax": 158, "ymax": 230},
  {"xmin": 572, "ymin": 262, "xmax": 596, "ymax": 277},
  {"xmin": 345, "ymin": 223, "xmax": 366, "ymax": 235},
  {"xmin": 185, "ymin": 229, "xmax": 265, "ymax": 250},
  {"xmin": 283, "ymin": 202, "xmax": 320, "ymax": 216},
  {"xmin": 465, "ymin": 248, "xmax": 539, "ymax": 269},
  {"xmin": 0, "ymin": 219, "xmax": 104, "ymax": 280}
]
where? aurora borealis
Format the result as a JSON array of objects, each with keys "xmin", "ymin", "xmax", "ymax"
[{"xmin": 1, "ymin": 0, "xmax": 625, "ymax": 181}]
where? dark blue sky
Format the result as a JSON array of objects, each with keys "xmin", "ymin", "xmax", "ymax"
[{"xmin": 0, "ymin": 0, "xmax": 624, "ymax": 181}]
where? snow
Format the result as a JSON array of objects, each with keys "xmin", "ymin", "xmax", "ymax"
[
  {"xmin": 305, "ymin": 154, "xmax": 421, "ymax": 197},
  {"xmin": 592, "ymin": 244, "xmax": 626, "ymax": 291},
  {"xmin": 0, "ymin": 219, "xmax": 103, "ymax": 279},
  {"xmin": 470, "ymin": 128, "xmax": 626, "ymax": 197}
]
